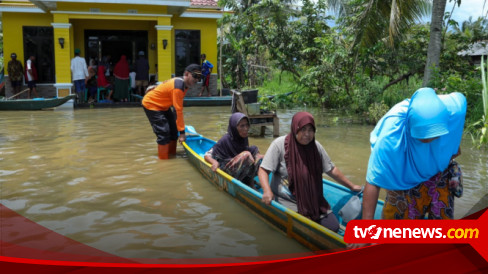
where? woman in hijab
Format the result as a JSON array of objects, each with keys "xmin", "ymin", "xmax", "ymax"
[
  {"xmin": 113, "ymin": 55, "xmax": 130, "ymax": 102},
  {"xmin": 362, "ymin": 88, "xmax": 467, "ymax": 220},
  {"xmin": 97, "ymin": 65, "xmax": 114, "ymax": 100},
  {"xmin": 85, "ymin": 66, "xmax": 98, "ymax": 103},
  {"xmin": 204, "ymin": 112, "xmax": 263, "ymax": 187},
  {"xmin": 258, "ymin": 112, "xmax": 361, "ymax": 232}
]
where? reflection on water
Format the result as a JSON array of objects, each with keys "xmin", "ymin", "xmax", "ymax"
[{"xmin": 0, "ymin": 106, "xmax": 487, "ymax": 259}]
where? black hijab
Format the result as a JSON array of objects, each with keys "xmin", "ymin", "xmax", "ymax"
[{"xmin": 212, "ymin": 112, "xmax": 258, "ymax": 163}]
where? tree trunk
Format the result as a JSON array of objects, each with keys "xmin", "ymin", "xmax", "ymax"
[{"xmin": 422, "ymin": 0, "xmax": 447, "ymax": 87}]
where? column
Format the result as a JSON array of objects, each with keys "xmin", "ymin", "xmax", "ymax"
[
  {"xmin": 51, "ymin": 22, "xmax": 72, "ymax": 97},
  {"xmin": 155, "ymin": 17, "xmax": 173, "ymax": 83}
]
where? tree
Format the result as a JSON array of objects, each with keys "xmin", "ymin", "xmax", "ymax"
[
  {"xmin": 218, "ymin": 0, "xmax": 331, "ymax": 88},
  {"xmin": 333, "ymin": 0, "xmax": 431, "ymax": 90},
  {"xmin": 422, "ymin": 0, "xmax": 448, "ymax": 87},
  {"xmin": 218, "ymin": 0, "xmax": 298, "ymax": 88},
  {"xmin": 341, "ymin": 0, "xmax": 431, "ymax": 49},
  {"xmin": 452, "ymin": 16, "xmax": 488, "ymax": 43}
]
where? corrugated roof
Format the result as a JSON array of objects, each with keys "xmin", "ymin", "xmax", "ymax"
[
  {"xmin": 458, "ymin": 41, "xmax": 488, "ymax": 56},
  {"xmin": 191, "ymin": 0, "xmax": 218, "ymax": 8}
]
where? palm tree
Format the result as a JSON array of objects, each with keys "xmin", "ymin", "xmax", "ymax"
[
  {"xmin": 422, "ymin": 0, "xmax": 447, "ymax": 87},
  {"xmin": 333, "ymin": 0, "xmax": 462, "ymax": 88},
  {"xmin": 334, "ymin": 0, "xmax": 431, "ymax": 49},
  {"xmin": 452, "ymin": 16, "xmax": 488, "ymax": 43}
]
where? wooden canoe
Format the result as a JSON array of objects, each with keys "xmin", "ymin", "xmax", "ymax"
[
  {"xmin": 183, "ymin": 96, "xmax": 232, "ymax": 107},
  {"xmin": 182, "ymin": 128, "xmax": 384, "ymax": 251},
  {"xmin": 0, "ymin": 95, "xmax": 76, "ymax": 110},
  {"xmin": 130, "ymin": 93, "xmax": 232, "ymax": 107}
]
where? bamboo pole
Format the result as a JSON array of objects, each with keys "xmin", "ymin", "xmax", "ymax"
[{"xmin": 6, "ymin": 88, "xmax": 30, "ymax": 100}]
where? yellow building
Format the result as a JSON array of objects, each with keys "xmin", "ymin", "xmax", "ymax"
[{"xmin": 0, "ymin": 0, "xmax": 221, "ymax": 98}]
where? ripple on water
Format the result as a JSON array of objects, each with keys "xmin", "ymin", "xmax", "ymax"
[
  {"xmin": 0, "ymin": 169, "xmax": 24, "ymax": 176},
  {"xmin": 113, "ymin": 197, "xmax": 141, "ymax": 207},
  {"xmin": 39, "ymin": 211, "xmax": 108, "ymax": 235},
  {"xmin": 0, "ymin": 199, "xmax": 29, "ymax": 210},
  {"xmin": 26, "ymin": 203, "xmax": 71, "ymax": 214},
  {"xmin": 67, "ymin": 177, "xmax": 87, "ymax": 186},
  {"xmin": 118, "ymin": 210, "xmax": 162, "ymax": 223},
  {"xmin": 68, "ymin": 192, "xmax": 109, "ymax": 204}
]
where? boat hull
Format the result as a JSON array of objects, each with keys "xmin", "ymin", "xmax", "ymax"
[
  {"xmin": 183, "ymin": 134, "xmax": 384, "ymax": 251},
  {"xmin": 183, "ymin": 96, "xmax": 232, "ymax": 107},
  {"xmin": 0, "ymin": 95, "xmax": 76, "ymax": 110}
]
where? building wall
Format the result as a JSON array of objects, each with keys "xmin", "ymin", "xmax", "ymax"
[
  {"xmin": 2, "ymin": 5, "xmax": 220, "ymax": 98},
  {"xmin": 3, "ymin": 13, "xmax": 57, "ymax": 97},
  {"xmin": 172, "ymin": 17, "xmax": 218, "ymax": 96},
  {"xmin": 173, "ymin": 16, "xmax": 218, "ymax": 74},
  {"xmin": 3, "ymin": 12, "xmax": 53, "ymax": 75},
  {"xmin": 56, "ymin": 2, "xmax": 168, "ymax": 14}
]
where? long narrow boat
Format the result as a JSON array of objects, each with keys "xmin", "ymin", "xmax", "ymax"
[
  {"xmin": 183, "ymin": 128, "xmax": 384, "ymax": 251},
  {"xmin": 130, "ymin": 93, "xmax": 232, "ymax": 107},
  {"xmin": 183, "ymin": 96, "xmax": 232, "ymax": 107},
  {"xmin": 0, "ymin": 95, "xmax": 76, "ymax": 110}
]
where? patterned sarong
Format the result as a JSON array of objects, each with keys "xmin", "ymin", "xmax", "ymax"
[
  {"xmin": 382, "ymin": 161, "xmax": 462, "ymax": 220},
  {"xmin": 222, "ymin": 151, "xmax": 262, "ymax": 188}
]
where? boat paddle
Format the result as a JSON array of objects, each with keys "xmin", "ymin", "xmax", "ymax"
[{"xmin": 6, "ymin": 88, "xmax": 30, "ymax": 100}]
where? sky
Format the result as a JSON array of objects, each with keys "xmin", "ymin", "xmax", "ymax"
[{"xmin": 443, "ymin": 0, "xmax": 487, "ymax": 24}]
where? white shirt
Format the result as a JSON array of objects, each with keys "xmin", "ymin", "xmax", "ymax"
[
  {"xmin": 71, "ymin": 56, "xmax": 89, "ymax": 81},
  {"xmin": 129, "ymin": 72, "xmax": 136, "ymax": 88},
  {"xmin": 26, "ymin": 59, "xmax": 34, "ymax": 81}
]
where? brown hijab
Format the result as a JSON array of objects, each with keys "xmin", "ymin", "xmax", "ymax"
[{"xmin": 284, "ymin": 112, "xmax": 329, "ymax": 221}]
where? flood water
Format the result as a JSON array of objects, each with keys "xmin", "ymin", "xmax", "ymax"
[{"xmin": 1, "ymin": 106, "xmax": 487, "ymax": 259}]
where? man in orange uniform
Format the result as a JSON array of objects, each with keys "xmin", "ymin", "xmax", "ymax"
[{"xmin": 142, "ymin": 64, "xmax": 201, "ymax": 159}]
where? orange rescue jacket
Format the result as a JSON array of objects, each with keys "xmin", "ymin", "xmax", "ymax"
[{"xmin": 142, "ymin": 78, "xmax": 187, "ymax": 132}]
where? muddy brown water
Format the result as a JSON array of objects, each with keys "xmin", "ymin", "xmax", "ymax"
[{"xmin": 0, "ymin": 106, "xmax": 486, "ymax": 259}]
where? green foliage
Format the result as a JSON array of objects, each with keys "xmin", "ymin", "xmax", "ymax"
[
  {"xmin": 218, "ymin": 0, "xmax": 301, "ymax": 89},
  {"xmin": 367, "ymin": 102, "xmax": 390, "ymax": 124},
  {"xmin": 450, "ymin": 16, "xmax": 488, "ymax": 44},
  {"xmin": 466, "ymin": 56, "xmax": 488, "ymax": 148},
  {"xmin": 257, "ymin": 96, "xmax": 277, "ymax": 112},
  {"xmin": 342, "ymin": 0, "xmax": 431, "ymax": 48},
  {"xmin": 219, "ymin": 1, "xmax": 488, "ymax": 149},
  {"xmin": 299, "ymin": 28, "xmax": 356, "ymax": 107},
  {"xmin": 257, "ymin": 70, "xmax": 296, "ymax": 108}
]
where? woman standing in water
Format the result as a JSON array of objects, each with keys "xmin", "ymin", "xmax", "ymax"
[{"xmin": 363, "ymin": 88, "xmax": 467, "ymax": 221}]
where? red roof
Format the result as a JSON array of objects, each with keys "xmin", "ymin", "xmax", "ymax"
[{"xmin": 191, "ymin": 0, "xmax": 218, "ymax": 8}]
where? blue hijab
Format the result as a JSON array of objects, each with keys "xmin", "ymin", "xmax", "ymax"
[{"xmin": 366, "ymin": 88, "xmax": 467, "ymax": 190}]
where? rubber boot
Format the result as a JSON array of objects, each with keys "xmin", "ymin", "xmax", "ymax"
[
  {"xmin": 169, "ymin": 140, "xmax": 177, "ymax": 155},
  {"xmin": 158, "ymin": 144, "xmax": 169, "ymax": 160}
]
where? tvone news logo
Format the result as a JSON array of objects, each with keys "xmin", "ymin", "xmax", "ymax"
[
  {"xmin": 343, "ymin": 211, "xmax": 487, "ymax": 261},
  {"xmin": 352, "ymin": 224, "xmax": 478, "ymax": 240}
]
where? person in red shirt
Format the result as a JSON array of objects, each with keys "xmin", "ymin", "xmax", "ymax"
[{"xmin": 142, "ymin": 64, "xmax": 201, "ymax": 159}]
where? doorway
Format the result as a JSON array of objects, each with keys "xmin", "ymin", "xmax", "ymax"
[
  {"xmin": 174, "ymin": 30, "xmax": 201, "ymax": 77},
  {"xmin": 84, "ymin": 30, "xmax": 148, "ymax": 67},
  {"xmin": 23, "ymin": 26, "xmax": 55, "ymax": 83}
]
